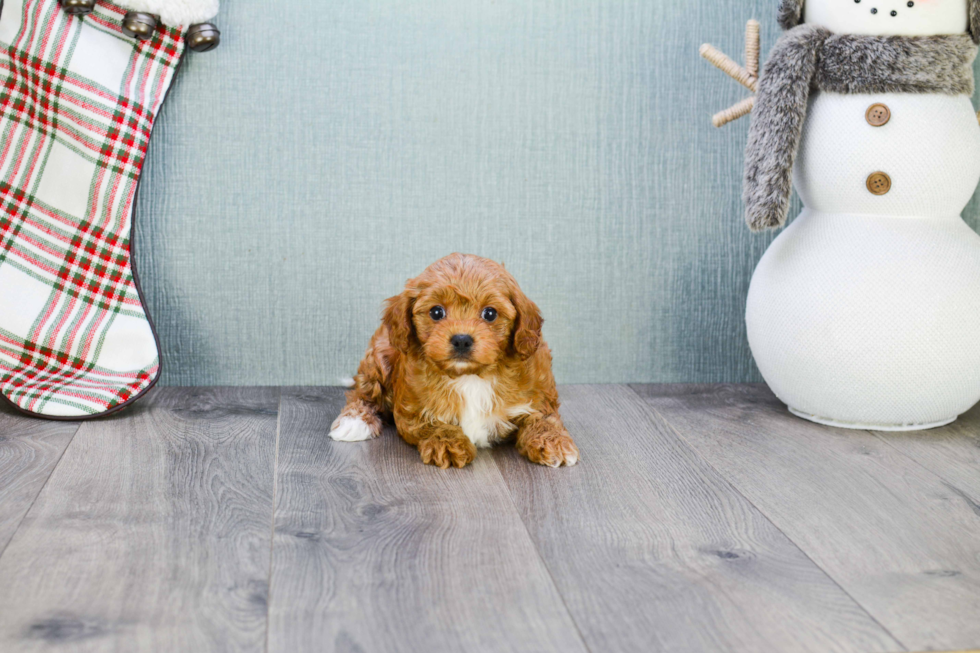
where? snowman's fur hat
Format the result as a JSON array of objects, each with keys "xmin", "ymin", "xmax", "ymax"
[{"xmin": 777, "ymin": 0, "xmax": 980, "ymax": 43}]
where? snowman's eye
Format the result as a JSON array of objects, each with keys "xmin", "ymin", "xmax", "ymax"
[{"xmin": 908, "ymin": 1, "xmax": 914, "ymax": 6}]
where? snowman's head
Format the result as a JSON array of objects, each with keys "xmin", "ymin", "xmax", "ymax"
[{"xmin": 779, "ymin": 0, "xmax": 979, "ymax": 41}]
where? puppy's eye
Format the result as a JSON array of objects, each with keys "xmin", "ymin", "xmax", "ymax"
[
  {"xmin": 481, "ymin": 307, "xmax": 497, "ymax": 322},
  {"xmin": 429, "ymin": 306, "xmax": 446, "ymax": 321}
]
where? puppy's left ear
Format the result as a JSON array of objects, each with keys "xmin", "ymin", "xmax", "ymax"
[
  {"xmin": 382, "ymin": 290, "xmax": 417, "ymax": 353},
  {"xmin": 509, "ymin": 282, "xmax": 543, "ymax": 361}
]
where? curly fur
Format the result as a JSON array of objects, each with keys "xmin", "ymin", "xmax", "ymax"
[
  {"xmin": 744, "ymin": 26, "xmax": 977, "ymax": 230},
  {"xmin": 330, "ymin": 254, "xmax": 579, "ymax": 470},
  {"xmin": 778, "ymin": 0, "xmax": 980, "ymax": 43}
]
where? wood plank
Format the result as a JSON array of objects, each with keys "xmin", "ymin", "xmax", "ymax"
[
  {"xmin": 870, "ymin": 403, "xmax": 980, "ymax": 506},
  {"xmin": 268, "ymin": 386, "xmax": 588, "ymax": 653},
  {"xmin": 632, "ymin": 383, "xmax": 980, "ymax": 652},
  {"xmin": 0, "ymin": 387, "xmax": 279, "ymax": 653},
  {"xmin": 0, "ymin": 403, "xmax": 79, "ymax": 555},
  {"xmin": 493, "ymin": 384, "xmax": 899, "ymax": 653}
]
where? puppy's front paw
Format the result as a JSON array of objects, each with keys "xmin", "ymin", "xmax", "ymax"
[
  {"xmin": 418, "ymin": 437, "xmax": 477, "ymax": 469},
  {"xmin": 521, "ymin": 432, "xmax": 579, "ymax": 468}
]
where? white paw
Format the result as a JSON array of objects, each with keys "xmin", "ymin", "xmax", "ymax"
[
  {"xmin": 329, "ymin": 416, "xmax": 375, "ymax": 442},
  {"xmin": 562, "ymin": 451, "xmax": 578, "ymax": 467}
]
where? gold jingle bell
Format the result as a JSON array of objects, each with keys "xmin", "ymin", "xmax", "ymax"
[
  {"xmin": 185, "ymin": 23, "xmax": 220, "ymax": 52},
  {"xmin": 59, "ymin": 0, "xmax": 96, "ymax": 16},
  {"xmin": 121, "ymin": 12, "xmax": 158, "ymax": 40}
]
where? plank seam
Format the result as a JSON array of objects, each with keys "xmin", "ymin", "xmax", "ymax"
[
  {"xmin": 489, "ymin": 452, "xmax": 595, "ymax": 653},
  {"xmin": 867, "ymin": 429, "xmax": 980, "ymax": 508},
  {"xmin": 0, "ymin": 421, "xmax": 82, "ymax": 561},
  {"xmin": 624, "ymin": 384, "xmax": 910, "ymax": 653},
  {"xmin": 264, "ymin": 387, "xmax": 283, "ymax": 653}
]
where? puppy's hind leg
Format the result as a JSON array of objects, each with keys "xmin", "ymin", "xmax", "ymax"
[
  {"xmin": 329, "ymin": 329, "xmax": 392, "ymax": 442},
  {"xmin": 329, "ymin": 398, "xmax": 383, "ymax": 442}
]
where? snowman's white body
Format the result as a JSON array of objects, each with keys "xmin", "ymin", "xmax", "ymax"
[{"xmin": 745, "ymin": 1, "xmax": 980, "ymax": 428}]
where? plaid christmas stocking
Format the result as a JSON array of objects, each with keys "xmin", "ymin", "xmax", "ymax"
[{"xmin": 0, "ymin": 0, "xmax": 217, "ymax": 418}]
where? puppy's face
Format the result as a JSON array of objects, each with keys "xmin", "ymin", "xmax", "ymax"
[
  {"xmin": 413, "ymin": 282, "xmax": 515, "ymax": 374},
  {"xmin": 383, "ymin": 254, "xmax": 543, "ymax": 375}
]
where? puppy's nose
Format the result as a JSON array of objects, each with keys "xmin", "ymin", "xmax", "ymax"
[{"xmin": 450, "ymin": 334, "xmax": 474, "ymax": 354}]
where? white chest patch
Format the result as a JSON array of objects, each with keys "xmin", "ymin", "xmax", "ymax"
[{"xmin": 448, "ymin": 375, "xmax": 521, "ymax": 448}]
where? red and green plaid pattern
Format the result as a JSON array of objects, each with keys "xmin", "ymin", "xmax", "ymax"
[{"xmin": 0, "ymin": 0, "xmax": 184, "ymax": 417}]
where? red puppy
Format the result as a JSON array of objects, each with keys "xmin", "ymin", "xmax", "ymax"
[{"xmin": 330, "ymin": 253, "xmax": 579, "ymax": 469}]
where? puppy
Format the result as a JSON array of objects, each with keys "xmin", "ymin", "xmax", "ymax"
[{"xmin": 329, "ymin": 253, "xmax": 579, "ymax": 469}]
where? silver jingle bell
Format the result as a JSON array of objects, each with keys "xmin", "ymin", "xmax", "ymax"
[
  {"xmin": 121, "ymin": 12, "xmax": 159, "ymax": 40},
  {"xmin": 185, "ymin": 23, "xmax": 220, "ymax": 52},
  {"xmin": 59, "ymin": 0, "xmax": 96, "ymax": 16}
]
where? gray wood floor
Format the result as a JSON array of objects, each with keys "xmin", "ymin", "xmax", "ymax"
[{"xmin": 0, "ymin": 385, "xmax": 978, "ymax": 653}]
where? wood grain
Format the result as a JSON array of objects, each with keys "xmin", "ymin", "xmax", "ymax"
[
  {"xmin": 870, "ymin": 403, "xmax": 980, "ymax": 506},
  {"xmin": 0, "ymin": 387, "xmax": 279, "ymax": 653},
  {"xmin": 267, "ymin": 386, "xmax": 588, "ymax": 653},
  {"xmin": 633, "ymin": 383, "xmax": 980, "ymax": 652},
  {"xmin": 493, "ymin": 384, "xmax": 899, "ymax": 653},
  {"xmin": 0, "ymin": 403, "xmax": 79, "ymax": 555}
]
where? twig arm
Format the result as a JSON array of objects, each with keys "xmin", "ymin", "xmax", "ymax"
[
  {"xmin": 713, "ymin": 96, "xmax": 755, "ymax": 128},
  {"xmin": 745, "ymin": 19, "xmax": 760, "ymax": 79},
  {"xmin": 700, "ymin": 19, "xmax": 761, "ymax": 127},
  {"xmin": 699, "ymin": 44, "xmax": 757, "ymax": 92}
]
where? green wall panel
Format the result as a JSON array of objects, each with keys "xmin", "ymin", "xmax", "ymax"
[{"xmin": 131, "ymin": 0, "xmax": 980, "ymax": 385}]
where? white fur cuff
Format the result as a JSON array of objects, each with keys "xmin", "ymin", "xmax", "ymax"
[{"xmin": 113, "ymin": 0, "xmax": 219, "ymax": 27}]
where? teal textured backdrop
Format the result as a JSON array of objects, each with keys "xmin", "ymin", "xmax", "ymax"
[{"xmin": 134, "ymin": 0, "xmax": 980, "ymax": 385}]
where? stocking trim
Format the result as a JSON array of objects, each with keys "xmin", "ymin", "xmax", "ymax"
[{"xmin": 113, "ymin": 0, "xmax": 219, "ymax": 27}]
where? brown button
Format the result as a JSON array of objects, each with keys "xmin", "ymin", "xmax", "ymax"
[
  {"xmin": 866, "ymin": 103, "xmax": 891, "ymax": 127},
  {"xmin": 867, "ymin": 171, "xmax": 892, "ymax": 195}
]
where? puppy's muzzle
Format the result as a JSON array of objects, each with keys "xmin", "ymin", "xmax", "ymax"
[{"xmin": 450, "ymin": 334, "xmax": 474, "ymax": 358}]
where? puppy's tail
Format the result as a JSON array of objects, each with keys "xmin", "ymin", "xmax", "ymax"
[{"xmin": 329, "ymin": 332, "xmax": 390, "ymax": 442}]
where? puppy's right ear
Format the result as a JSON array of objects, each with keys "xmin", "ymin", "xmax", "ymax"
[
  {"xmin": 382, "ymin": 291, "xmax": 417, "ymax": 352},
  {"xmin": 509, "ymin": 282, "xmax": 543, "ymax": 361}
]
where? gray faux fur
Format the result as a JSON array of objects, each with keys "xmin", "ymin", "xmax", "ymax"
[
  {"xmin": 817, "ymin": 32, "xmax": 977, "ymax": 94},
  {"xmin": 778, "ymin": 0, "xmax": 805, "ymax": 31},
  {"xmin": 778, "ymin": 0, "xmax": 980, "ymax": 44},
  {"xmin": 743, "ymin": 26, "xmax": 977, "ymax": 230},
  {"xmin": 974, "ymin": 0, "xmax": 980, "ymax": 43}
]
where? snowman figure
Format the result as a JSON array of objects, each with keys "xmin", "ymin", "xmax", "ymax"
[{"xmin": 705, "ymin": 0, "xmax": 980, "ymax": 429}]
